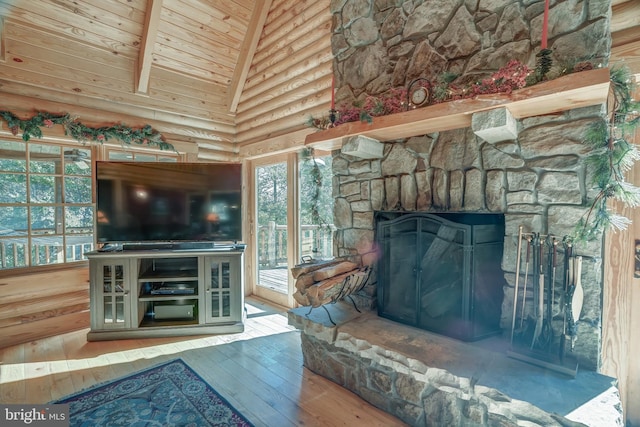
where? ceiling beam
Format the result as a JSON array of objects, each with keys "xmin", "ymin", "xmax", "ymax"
[
  {"xmin": 136, "ymin": 0, "xmax": 164, "ymax": 94},
  {"xmin": 227, "ymin": 0, "xmax": 273, "ymax": 113}
]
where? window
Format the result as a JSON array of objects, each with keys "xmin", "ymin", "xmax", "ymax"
[
  {"xmin": 0, "ymin": 141, "xmax": 180, "ymax": 270},
  {"xmin": 0, "ymin": 140, "xmax": 93, "ymax": 269}
]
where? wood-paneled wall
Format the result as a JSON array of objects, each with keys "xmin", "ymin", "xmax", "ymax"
[
  {"xmin": 235, "ymin": 0, "xmax": 332, "ymax": 153},
  {"xmin": 0, "ymin": 265, "xmax": 90, "ymax": 348},
  {"xmin": 602, "ymin": 79, "xmax": 640, "ymax": 426}
]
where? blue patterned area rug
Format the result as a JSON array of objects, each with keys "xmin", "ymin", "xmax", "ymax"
[{"xmin": 53, "ymin": 358, "xmax": 254, "ymax": 427}]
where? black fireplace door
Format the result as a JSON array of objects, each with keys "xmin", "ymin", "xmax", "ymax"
[{"xmin": 376, "ymin": 212, "xmax": 505, "ymax": 341}]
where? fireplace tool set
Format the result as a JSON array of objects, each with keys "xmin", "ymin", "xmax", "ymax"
[{"xmin": 507, "ymin": 225, "xmax": 583, "ymax": 376}]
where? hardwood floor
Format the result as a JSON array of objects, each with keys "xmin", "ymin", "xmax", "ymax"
[{"xmin": 0, "ymin": 296, "xmax": 407, "ymax": 426}]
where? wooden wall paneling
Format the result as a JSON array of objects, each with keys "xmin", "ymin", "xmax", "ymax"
[
  {"xmin": 0, "ymin": 266, "xmax": 90, "ymax": 348},
  {"xmin": 239, "ymin": 128, "xmax": 314, "ymax": 159},
  {"xmin": 602, "ymin": 80, "xmax": 640, "ymax": 426},
  {"xmin": 0, "ymin": 91, "xmax": 235, "ymax": 146}
]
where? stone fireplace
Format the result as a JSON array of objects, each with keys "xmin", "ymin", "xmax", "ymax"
[{"xmin": 289, "ymin": 0, "xmax": 622, "ymax": 425}]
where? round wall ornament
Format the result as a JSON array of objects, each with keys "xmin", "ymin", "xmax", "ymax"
[{"xmin": 407, "ymin": 78, "xmax": 431, "ymax": 109}]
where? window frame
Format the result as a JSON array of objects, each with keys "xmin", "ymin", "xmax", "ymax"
[{"xmin": 0, "ymin": 139, "xmax": 180, "ymax": 273}]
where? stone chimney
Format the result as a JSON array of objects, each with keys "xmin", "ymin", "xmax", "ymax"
[{"xmin": 329, "ymin": 0, "xmax": 612, "ymax": 370}]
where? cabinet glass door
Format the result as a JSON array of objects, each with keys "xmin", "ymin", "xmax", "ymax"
[
  {"xmin": 100, "ymin": 263, "xmax": 128, "ymax": 327},
  {"xmin": 206, "ymin": 258, "xmax": 233, "ymax": 322}
]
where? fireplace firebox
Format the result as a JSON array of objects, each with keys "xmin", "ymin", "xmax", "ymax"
[{"xmin": 376, "ymin": 212, "xmax": 507, "ymax": 341}]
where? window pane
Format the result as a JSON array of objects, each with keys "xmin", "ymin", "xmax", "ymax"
[
  {"xmin": 0, "ymin": 140, "xmax": 27, "ymax": 172},
  {"xmin": 108, "ymin": 151, "xmax": 133, "ymax": 161},
  {"xmin": 31, "ymin": 236, "xmax": 63, "ymax": 266},
  {"xmin": 135, "ymin": 153, "xmax": 156, "ymax": 162},
  {"xmin": 65, "ymin": 176, "xmax": 92, "ymax": 203},
  {"xmin": 65, "ymin": 206, "xmax": 94, "ymax": 232},
  {"xmin": 66, "ymin": 234, "xmax": 93, "ymax": 262},
  {"xmin": 299, "ymin": 152, "xmax": 334, "ymax": 259},
  {"xmin": 31, "ymin": 206, "xmax": 56, "ymax": 234},
  {"xmin": 0, "ymin": 173, "xmax": 27, "ymax": 203},
  {"xmin": 64, "ymin": 148, "xmax": 91, "ymax": 175},
  {"xmin": 30, "ymin": 175, "xmax": 60, "ymax": 203},
  {"xmin": 29, "ymin": 144, "xmax": 61, "ymax": 173},
  {"xmin": 0, "ymin": 238, "xmax": 28, "ymax": 269},
  {"xmin": 0, "ymin": 206, "xmax": 28, "ymax": 235},
  {"xmin": 159, "ymin": 156, "xmax": 177, "ymax": 162}
]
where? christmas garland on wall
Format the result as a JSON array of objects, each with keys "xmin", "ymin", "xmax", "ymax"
[
  {"xmin": 0, "ymin": 111, "xmax": 174, "ymax": 151},
  {"xmin": 577, "ymin": 66, "xmax": 640, "ymax": 241}
]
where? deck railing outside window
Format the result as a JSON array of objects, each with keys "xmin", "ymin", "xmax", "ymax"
[{"xmin": 258, "ymin": 223, "xmax": 334, "ymax": 267}]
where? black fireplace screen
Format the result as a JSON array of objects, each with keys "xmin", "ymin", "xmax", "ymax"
[{"xmin": 376, "ymin": 212, "xmax": 506, "ymax": 341}]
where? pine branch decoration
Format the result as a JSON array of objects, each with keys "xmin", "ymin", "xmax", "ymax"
[
  {"xmin": 575, "ymin": 66, "xmax": 640, "ymax": 241},
  {"xmin": 0, "ymin": 110, "xmax": 174, "ymax": 151}
]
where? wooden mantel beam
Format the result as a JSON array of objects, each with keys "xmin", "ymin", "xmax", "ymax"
[{"xmin": 305, "ymin": 68, "xmax": 611, "ymax": 151}]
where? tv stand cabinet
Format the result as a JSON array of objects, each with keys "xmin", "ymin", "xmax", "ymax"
[{"xmin": 86, "ymin": 246, "xmax": 245, "ymax": 341}]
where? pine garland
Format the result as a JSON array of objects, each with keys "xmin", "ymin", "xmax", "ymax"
[
  {"xmin": 0, "ymin": 110, "xmax": 174, "ymax": 151},
  {"xmin": 576, "ymin": 66, "xmax": 640, "ymax": 241}
]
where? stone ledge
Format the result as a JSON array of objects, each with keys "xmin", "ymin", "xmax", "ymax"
[{"xmin": 288, "ymin": 302, "xmax": 622, "ymax": 426}]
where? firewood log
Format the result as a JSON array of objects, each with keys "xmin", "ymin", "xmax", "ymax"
[
  {"xmin": 312, "ymin": 261, "xmax": 358, "ymax": 281},
  {"xmin": 294, "ymin": 273, "xmax": 316, "ymax": 293},
  {"xmin": 290, "ymin": 259, "xmax": 341, "ymax": 278},
  {"xmin": 293, "ymin": 290, "xmax": 310, "ymax": 306}
]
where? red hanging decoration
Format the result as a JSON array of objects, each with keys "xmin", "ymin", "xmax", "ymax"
[{"xmin": 541, "ymin": 0, "xmax": 550, "ymax": 49}]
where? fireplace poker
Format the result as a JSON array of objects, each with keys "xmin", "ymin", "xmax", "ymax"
[
  {"xmin": 538, "ymin": 236, "xmax": 555, "ymax": 350},
  {"xmin": 519, "ymin": 236, "xmax": 532, "ymax": 329},
  {"xmin": 510, "ymin": 226, "xmax": 524, "ymax": 346},
  {"xmin": 531, "ymin": 233, "xmax": 544, "ymax": 350},
  {"xmin": 551, "ymin": 238, "xmax": 558, "ymax": 314},
  {"xmin": 559, "ymin": 239, "xmax": 573, "ymax": 361}
]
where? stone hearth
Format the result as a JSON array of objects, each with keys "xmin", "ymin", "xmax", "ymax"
[{"xmin": 288, "ymin": 302, "xmax": 622, "ymax": 426}]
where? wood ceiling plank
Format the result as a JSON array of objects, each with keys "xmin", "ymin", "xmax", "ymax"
[
  {"xmin": 228, "ymin": 1, "xmax": 272, "ymax": 113},
  {"xmin": 5, "ymin": 38, "xmax": 134, "ymax": 84},
  {"xmin": 173, "ymin": 0, "xmax": 252, "ymax": 32},
  {"xmin": 155, "ymin": 29, "xmax": 236, "ymax": 68},
  {"xmin": 151, "ymin": 50, "xmax": 232, "ymax": 85},
  {"xmin": 611, "ymin": 1, "xmax": 640, "ymax": 33},
  {"xmin": 137, "ymin": 0, "xmax": 163, "ymax": 94},
  {"xmin": 0, "ymin": 2, "xmax": 138, "ymax": 57},
  {"xmin": 80, "ymin": 0, "xmax": 147, "ymax": 24},
  {"xmin": 160, "ymin": 2, "xmax": 245, "ymax": 45},
  {"xmin": 2, "ymin": 0, "xmax": 142, "ymax": 53},
  {"xmin": 149, "ymin": 67, "xmax": 227, "ymax": 106},
  {"xmin": 4, "ymin": 22, "xmax": 131, "ymax": 71}
]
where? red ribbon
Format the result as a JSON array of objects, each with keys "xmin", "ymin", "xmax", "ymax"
[{"xmin": 541, "ymin": 0, "xmax": 550, "ymax": 49}]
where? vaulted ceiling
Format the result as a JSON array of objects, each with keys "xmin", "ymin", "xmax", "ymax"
[
  {"xmin": 0, "ymin": 0, "xmax": 637, "ymax": 161},
  {"xmin": 0, "ymin": 0, "xmax": 332, "ymax": 160}
]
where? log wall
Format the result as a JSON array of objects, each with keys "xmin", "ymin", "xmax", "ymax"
[
  {"xmin": 0, "ymin": 265, "xmax": 90, "ymax": 348},
  {"xmin": 235, "ymin": 0, "xmax": 332, "ymax": 152}
]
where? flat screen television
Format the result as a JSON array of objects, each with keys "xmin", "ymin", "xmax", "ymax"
[{"xmin": 96, "ymin": 162, "xmax": 242, "ymax": 244}]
